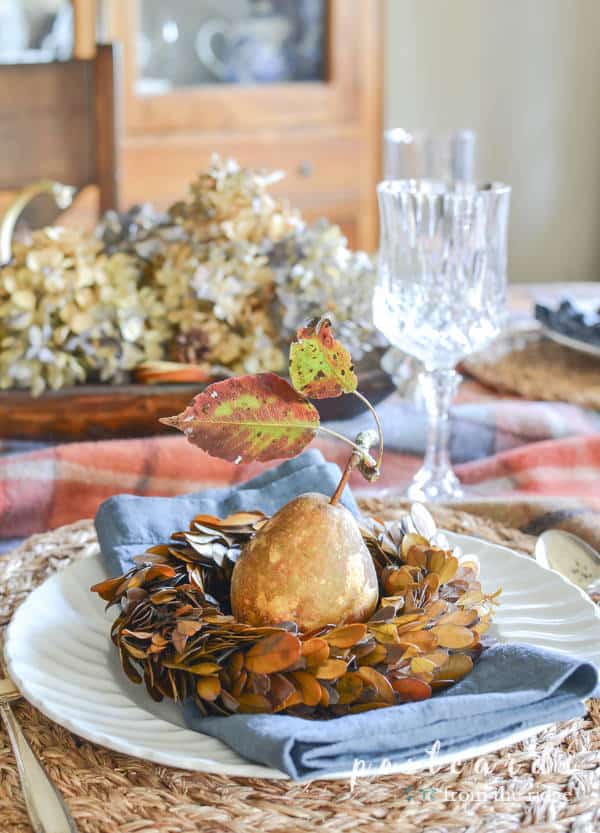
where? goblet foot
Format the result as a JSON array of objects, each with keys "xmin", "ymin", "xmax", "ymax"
[{"xmin": 406, "ymin": 465, "xmax": 464, "ymax": 502}]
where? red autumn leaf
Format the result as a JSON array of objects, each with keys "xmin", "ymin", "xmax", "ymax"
[
  {"xmin": 289, "ymin": 317, "xmax": 358, "ymax": 399},
  {"xmin": 159, "ymin": 372, "xmax": 319, "ymax": 463}
]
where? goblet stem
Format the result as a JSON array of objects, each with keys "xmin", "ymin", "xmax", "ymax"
[{"xmin": 407, "ymin": 368, "xmax": 463, "ymax": 502}]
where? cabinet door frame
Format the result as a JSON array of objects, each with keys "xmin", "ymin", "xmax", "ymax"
[{"xmin": 106, "ymin": 0, "xmax": 368, "ymax": 135}]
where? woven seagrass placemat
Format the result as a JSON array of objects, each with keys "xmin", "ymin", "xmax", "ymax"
[
  {"xmin": 1, "ymin": 503, "xmax": 599, "ymax": 833},
  {"xmin": 463, "ymin": 338, "xmax": 600, "ymax": 409}
]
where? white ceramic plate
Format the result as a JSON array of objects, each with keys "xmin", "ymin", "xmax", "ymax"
[
  {"xmin": 6, "ymin": 533, "xmax": 600, "ymax": 780},
  {"xmin": 542, "ymin": 326, "xmax": 600, "ymax": 358}
]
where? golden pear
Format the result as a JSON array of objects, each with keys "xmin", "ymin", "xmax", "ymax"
[{"xmin": 230, "ymin": 493, "xmax": 379, "ymax": 631}]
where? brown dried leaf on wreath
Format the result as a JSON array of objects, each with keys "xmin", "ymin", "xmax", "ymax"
[
  {"xmin": 245, "ymin": 632, "xmax": 302, "ymax": 674},
  {"xmin": 90, "ymin": 510, "xmax": 501, "ymax": 717}
]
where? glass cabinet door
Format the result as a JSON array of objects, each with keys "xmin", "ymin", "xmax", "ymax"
[
  {"xmin": 0, "ymin": 0, "xmax": 73, "ymax": 63},
  {"xmin": 110, "ymin": 0, "xmax": 356, "ymax": 137},
  {"xmin": 134, "ymin": 0, "xmax": 327, "ymax": 95}
]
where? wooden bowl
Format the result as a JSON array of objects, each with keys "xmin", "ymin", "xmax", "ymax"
[{"xmin": 0, "ymin": 369, "xmax": 395, "ymax": 443}]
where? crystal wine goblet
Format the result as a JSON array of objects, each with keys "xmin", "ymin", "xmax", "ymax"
[
  {"xmin": 384, "ymin": 128, "xmax": 477, "ymax": 183},
  {"xmin": 374, "ymin": 179, "xmax": 511, "ymax": 501}
]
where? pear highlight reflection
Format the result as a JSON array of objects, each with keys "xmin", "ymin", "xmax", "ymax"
[{"xmin": 231, "ymin": 493, "xmax": 379, "ymax": 632}]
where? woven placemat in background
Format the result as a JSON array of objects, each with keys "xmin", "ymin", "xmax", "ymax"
[
  {"xmin": 0, "ymin": 503, "xmax": 598, "ymax": 833},
  {"xmin": 463, "ymin": 338, "xmax": 600, "ymax": 409}
]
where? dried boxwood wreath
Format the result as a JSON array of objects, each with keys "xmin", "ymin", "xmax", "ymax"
[{"xmin": 92, "ymin": 510, "xmax": 500, "ymax": 718}]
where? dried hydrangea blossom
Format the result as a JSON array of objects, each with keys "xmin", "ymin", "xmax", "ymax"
[
  {"xmin": 153, "ymin": 239, "xmax": 284, "ymax": 375},
  {"xmin": 95, "ymin": 203, "xmax": 185, "ymax": 260},
  {"xmin": 0, "ymin": 228, "xmax": 170, "ymax": 395},
  {"xmin": 271, "ymin": 220, "xmax": 385, "ymax": 360},
  {"xmin": 2, "ymin": 155, "xmax": 386, "ymax": 394},
  {"xmin": 152, "ymin": 156, "xmax": 383, "ymax": 374},
  {"xmin": 170, "ymin": 155, "xmax": 301, "ymax": 246},
  {"xmin": 91, "ymin": 156, "xmax": 383, "ymax": 380},
  {"xmin": 149, "ymin": 157, "xmax": 295, "ymax": 375}
]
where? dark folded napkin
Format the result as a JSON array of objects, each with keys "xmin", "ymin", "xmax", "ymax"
[
  {"xmin": 95, "ymin": 451, "xmax": 599, "ymax": 781},
  {"xmin": 536, "ymin": 297, "xmax": 600, "ymax": 347}
]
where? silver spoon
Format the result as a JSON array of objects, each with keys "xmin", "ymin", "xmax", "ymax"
[
  {"xmin": 535, "ymin": 529, "xmax": 600, "ymax": 595},
  {"xmin": 0, "ymin": 653, "xmax": 78, "ymax": 832}
]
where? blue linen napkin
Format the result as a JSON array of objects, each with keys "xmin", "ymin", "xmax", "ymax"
[
  {"xmin": 186, "ymin": 643, "xmax": 597, "ymax": 779},
  {"xmin": 95, "ymin": 450, "xmax": 358, "ymax": 576},
  {"xmin": 94, "ymin": 451, "xmax": 599, "ymax": 781}
]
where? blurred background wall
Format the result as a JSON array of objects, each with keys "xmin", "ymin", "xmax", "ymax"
[{"xmin": 385, "ymin": 0, "xmax": 600, "ymax": 283}]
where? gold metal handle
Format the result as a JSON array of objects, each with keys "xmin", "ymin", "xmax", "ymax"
[
  {"xmin": 0, "ymin": 702, "xmax": 78, "ymax": 832},
  {"xmin": 0, "ymin": 180, "xmax": 75, "ymax": 265}
]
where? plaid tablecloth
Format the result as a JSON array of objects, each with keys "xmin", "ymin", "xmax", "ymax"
[{"xmin": 1, "ymin": 381, "xmax": 599, "ymax": 553}]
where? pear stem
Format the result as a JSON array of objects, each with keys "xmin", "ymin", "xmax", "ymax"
[
  {"xmin": 322, "ymin": 390, "xmax": 384, "ymax": 503},
  {"xmin": 329, "ymin": 450, "xmax": 361, "ymax": 506}
]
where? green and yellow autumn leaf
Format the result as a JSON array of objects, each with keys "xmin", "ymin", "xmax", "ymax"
[
  {"xmin": 160, "ymin": 372, "xmax": 319, "ymax": 463},
  {"xmin": 289, "ymin": 317, "xmax": 358, "ymax": 399}
]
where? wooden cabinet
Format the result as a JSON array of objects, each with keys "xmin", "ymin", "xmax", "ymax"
[
  {"xmin": 102, "ymin": 0, "xmax": 382, "ymax": 250},
  {"xmin": 0, "ymin": 2, "xmax": 112, "ymax": 228}
]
